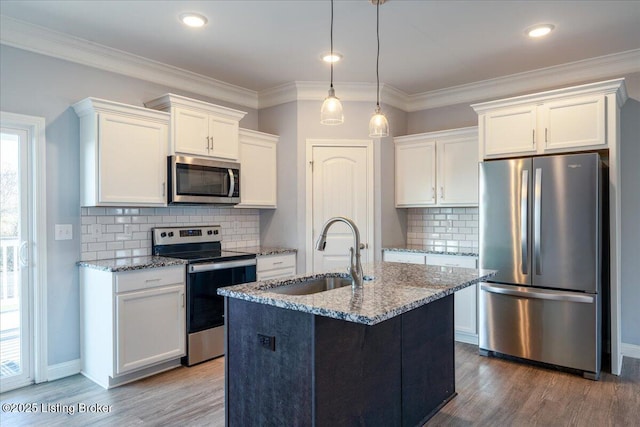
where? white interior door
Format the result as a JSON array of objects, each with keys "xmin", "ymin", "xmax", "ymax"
[{"xmin": 311, "ymin": 144, "xmax": 372, "ymax": 274}]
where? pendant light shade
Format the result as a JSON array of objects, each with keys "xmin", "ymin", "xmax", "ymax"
[
  {"xmin": 321, "ymin": 87, "xmax": 344, "ymax": 125},
  {"xmin": 369, "ymin": 0, "xmax": 389, "ymax": 137},
  {"xmin": 369, "ymin": 105, "xmax": 389, "ymax": 137},
  {"xmin": 321, "ymin": 0, "xmax": 344, "ymax": 125}
]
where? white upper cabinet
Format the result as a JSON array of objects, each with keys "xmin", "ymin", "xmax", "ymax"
[
  {"xmin": 395, "ymin": 127, "xmax": 478, "ymax": 208},
  {"xmin": 145, "ymin": 93, "xmax": 247, "ymax": 160},
  {"xmin": 395, "ymin": 138, "xmax": 436, "ymax": 206},
  {"xmin": 73, "ymin": 98, "xmax": 169, "ymax": 207},
  {"xmin": 472, "ymin": 79, "xmax": 627, "ymax": 159},
  {"xmin": 236, "ymin": 129, "xmax": 278, "ymax": 209}
]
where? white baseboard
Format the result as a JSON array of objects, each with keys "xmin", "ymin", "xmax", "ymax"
[
  {"xmin": 47, "ymin": 358, "xmax": 81, "ymax": 381},
  {"xmin": 455, "ymin": 331, "xmax": 479, "ymax": 346},
  {"xmin": 621, "ymin": 342, "xmax": 640, "ymax": 360}
]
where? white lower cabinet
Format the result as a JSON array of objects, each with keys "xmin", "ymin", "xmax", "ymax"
[
  {"xmin": 80, "ymin": 265, "xmax": 186, "ymax": 388},
  {"xmin": 383, "ymin": 250, "xmax": 479, "ymax": 344},
  {"xmin": 257, "ymin": 253, "xmax": 296, "ymax": 281}
]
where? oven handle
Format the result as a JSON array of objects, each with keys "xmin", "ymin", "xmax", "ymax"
[{"xmin": 189, "ymin": 258, "xmax": 256, "ymax": 273}]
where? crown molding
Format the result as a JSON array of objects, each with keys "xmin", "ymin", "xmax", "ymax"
[
  {"xmin": 406, "ymin": 49, "xmax": 640, "ymax": 112},
  {"xmin": 0, "ymin": 15, "xmax": 259, "ymax": 109},
  {"xmin": 258, "ymin": 81, "xmax": 408, "ymax": 110},
  {"xmin": 2, "ymin": 15, "xmax": 638, "ymax": 114}
]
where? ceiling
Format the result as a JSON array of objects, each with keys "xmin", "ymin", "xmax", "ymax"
[{"xmin": 1, "ymin": 0, "xmax": 639, "ymax": 96}]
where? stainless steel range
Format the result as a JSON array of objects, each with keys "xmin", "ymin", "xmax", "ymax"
[{"xmin": 152, "ymin": 225, "xmax": 256, "ymax": 366}]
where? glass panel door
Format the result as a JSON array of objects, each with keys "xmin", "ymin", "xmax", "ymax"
[{"xmin": 0, "ymin": 127, "xmax": 32, "ymax": 391}]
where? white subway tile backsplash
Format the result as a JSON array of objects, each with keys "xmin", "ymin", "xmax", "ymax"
[
  {"xmin": 406, "ymin": 207, "xmax": 479, "ymax": 253},
  {"xmin": 80, "ymin": 206, "xmax": 260, "ymax": 260}
]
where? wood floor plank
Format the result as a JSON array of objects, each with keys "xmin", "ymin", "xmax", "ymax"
[{"xmin": 1, "ymin": 344, "xmax": 637, "ymax": 426}]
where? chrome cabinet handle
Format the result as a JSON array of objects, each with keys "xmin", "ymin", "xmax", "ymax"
[
  {"xmin": 440, "ymin": 186, "xmax": 444, "ymax": 200},
  {"xmin": 431, "ymin": 187, "xmax": 435, "ymax": 200},
  {"xmin": 532, "ymin": 129, "xmax": 535, "ymax": 146},
  {"xmin": 162, "ymin": 182, "xmax": 165, "ymax": 197},
  {"xmin": 545, "ymin": 128, "xmax": 548, "ymax": 143},
  {"xmin": 520, "ymin": 169, "xmax": 529, "ymax": 275},
  {"xmin": 534, "ymin": 167, "xmax": 542, "ymax": 275}
]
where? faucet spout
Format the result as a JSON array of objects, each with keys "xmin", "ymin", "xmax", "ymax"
[{"xmin": 315, "ymin": 216, "xmax": 364, "ymax": 289}]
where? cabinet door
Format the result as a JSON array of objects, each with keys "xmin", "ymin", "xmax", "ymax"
[
  {"xmin": 483, "ymin": 106, "xmax": 537, "ymax": 158},
  {"xmin": 98, "ymin": 113, "xmax": 167, "ymax": 205},
  {"xmin": 173, "ymin": 107, "xmax": 210, "ymax": 156},
  {"xmin": 437, "ymin": 137, "xmax": 478, "ymax": 205},
  {"xmin": 237, "ymin": 134, "xmax": 277, "ymax": 208},
  {"xmin": 426, "ymin": 255, "xmax": 478, "ymax": 341},
  {"xmin": 395, "ymin": 140, "xmax": 436, "ymax": 207},
  {"xmin": 539, "ymin": 94, "xmax": 606, "ymax": 152},
  {"xmin": 115, "ymin": 284, "xmax": 185, "ymax": 375},
  {"xmin": 208, "ymin": 116, "xmax": 239, "ymax": 160}
]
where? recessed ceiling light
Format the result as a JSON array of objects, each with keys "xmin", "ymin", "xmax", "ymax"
[
  {"xmin": 322, "ymin": 52, "xmax": 343, "ymax": 63},
  {"xmin": 526, "ymin": 24, "xmax": 555, "ymax": 38},
  {"xmin": 180, "ymin": 13, "xmax": 208, "ymax": 28}
]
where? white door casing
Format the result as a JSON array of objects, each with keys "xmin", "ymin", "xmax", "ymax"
[{"xmin": 306, "ymin": 140, "xmax": 374, "ymax": 274}]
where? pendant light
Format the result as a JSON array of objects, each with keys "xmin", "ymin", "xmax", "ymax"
[
  {"xmin": 320, "ymin": 0, "xmax": 344, "ymax": 125},
  {"xmin": 369, "ymin": 0, "xmax": 389, "ymax": 137}
]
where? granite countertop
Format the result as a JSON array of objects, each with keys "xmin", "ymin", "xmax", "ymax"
[
  {"xmin": 218, "ymin": 262, "xmax": 496, "ymax": 325},
  {"xmin": 77, "ymin": 256, "xmax": 187, "ymax": 272},
  {"xmin": 230, "ymin": 246, "xmax": 297, "ymax": 256},
  {"xmin": 383, "ymin": 246, "xmax": 478, "ymax": 257}
]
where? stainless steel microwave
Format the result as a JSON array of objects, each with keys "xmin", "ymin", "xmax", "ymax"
[{"xmin": 168, "ymin": 155, "xmax": 240, "ymax": 205}]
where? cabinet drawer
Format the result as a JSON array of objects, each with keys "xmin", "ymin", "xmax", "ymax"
[
  {"xmin": 383, "ymin": 251, "xmax": 426, "ymax": 264},
  {"xmin": 257, "ymin": 253, "xmax": 296, "ymax": 272},
  {"xmin": 257, "ymin": 267, "xmax": 297, "ymax": 282},
  {"xmin": 426, "ymin": 254, "xmax": 477, "ymax": 268},
  {"xmin": 115, "ymin": 265, "xmax": 185, "ymax": 293}
]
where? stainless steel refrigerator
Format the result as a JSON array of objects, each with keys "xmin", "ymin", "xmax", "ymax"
[{"xmin": 478, "ymin": 152, "xmax": 605, "ymax": 380}]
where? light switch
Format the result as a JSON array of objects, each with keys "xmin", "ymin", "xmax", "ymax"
[{"xmin": 55, "ymin": 224, "xmax": 73, "ymax": 240}]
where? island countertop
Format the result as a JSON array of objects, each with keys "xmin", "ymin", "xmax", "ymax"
[{"xmin": 218, "ymin": 262, "xmax": 496, "ymax": 325}]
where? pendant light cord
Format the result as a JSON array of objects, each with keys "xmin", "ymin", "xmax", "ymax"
[
  {"xmin": 330, "ymin": 0, "xmax": 334, "ymax": 89},
  {"xmin": 375, "ymin": 0, "xmax": 380, "ymax": 107}
]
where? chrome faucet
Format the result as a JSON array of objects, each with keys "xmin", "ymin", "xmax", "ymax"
[{"xmin": 315, "ymin": 216, "xmax": 364, "ymax": 289}]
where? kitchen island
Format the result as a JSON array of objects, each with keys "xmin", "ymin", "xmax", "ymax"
[{"xmin": 218, "ymin": 262, "xmax": 496, "ymax": 426}]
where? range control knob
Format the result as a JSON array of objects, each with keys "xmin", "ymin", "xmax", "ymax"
[
  {"xmin": 160, "ymin": 232, "xmax": 167, "ymax": 238},
  {"xmin": 207, "ymin": 230, "xmax": 213, "ymax": 235},
  {"xmin": 168, "ymin": 232, "xmax": 174, "ymax": 237},
  {"xmin": 214, "ymin": 230, "xmax": 219, "ymax": 235}
]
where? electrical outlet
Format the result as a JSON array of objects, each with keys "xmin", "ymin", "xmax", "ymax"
[
  {"xmin": 55, "ymin": 224, "xmax": 73, "ymax": 240},
  {"xmin": 89, "ymin": 223, "xmax": 102, "ymax": 238},
  {"xmin": 258, "ymin": 334, "xmax": 275, "ymax": 351}
]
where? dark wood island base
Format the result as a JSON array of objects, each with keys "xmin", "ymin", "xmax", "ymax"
[{"xmin": 224, "ymin": 294, "xmax": 455, "ymax": 426}]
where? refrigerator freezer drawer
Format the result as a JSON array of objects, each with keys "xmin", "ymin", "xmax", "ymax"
[{"xmin": 479, "ymin": 283, "xmax": 600, "ymax": 376}]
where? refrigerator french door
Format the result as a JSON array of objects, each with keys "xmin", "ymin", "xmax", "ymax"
[{"xmin": 479, "ymin": 153, "xmax": 603, "ymax": 379}]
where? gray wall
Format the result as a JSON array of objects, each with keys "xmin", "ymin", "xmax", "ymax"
[
  {"xmin": 620, "ymin": 74, "xmax": 640, "ymax": 346},
  {"xmin": 0, "ymin": 45, "xmax": 258, "ymax": 366}
]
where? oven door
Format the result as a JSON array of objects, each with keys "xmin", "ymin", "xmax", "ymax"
[
  {"xmin": 187, "ymin": 258, "xmax": 256, "ymax": 334},
  {"xmin": 169, "ymin": 155, "xmax": 240, "ymax": 204}
]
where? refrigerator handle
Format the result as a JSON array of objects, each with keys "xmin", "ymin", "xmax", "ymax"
[
  {"xmin": 534, "ymin": 167, "xmax": 542, "ymax": 275},
  {"xmin": 480, "ymin": 283, "xmax": 595, "ymax": 304},
  {"xmin": 520, "ymin": 169, "xmax": 528, "ymax": 275}
]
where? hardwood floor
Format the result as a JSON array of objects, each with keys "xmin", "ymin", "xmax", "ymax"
[{"xmin": 1, "ymin": 343, "xmax": 638, "ymax": 426}]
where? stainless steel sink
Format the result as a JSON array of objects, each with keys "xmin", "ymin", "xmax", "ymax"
[{"xmin": 267, "ymin": 276, "xmax": 353, "ymax": 295}]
